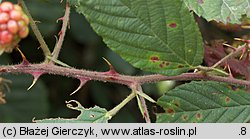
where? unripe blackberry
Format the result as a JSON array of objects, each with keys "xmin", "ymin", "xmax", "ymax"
[
  {"xmin": 7, "ymin": 20, "xmax": 18, "ymax": 34},
  {"xmin": 0, "ymin": 2, "xmax": 13, "ymax": 12},
  {"xmin": 0, "ymin": 12, "xmax": 9, "ymax": 23},
  {"xmin": 0, "ymin": 1, "xmax": 29, "ymax": 55}
]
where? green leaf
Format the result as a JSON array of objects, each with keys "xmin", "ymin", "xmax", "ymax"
[
  {"xmin": 156, "ymin": 81, "xmax": 250, "ymax": 123},
  {"xmin": 69, "ymin": 0, "xmax": 79, "ymax": 6},
  {"xmin": 35, "ymin": 100, "xmax": 109, "ymax": 123},
  {"xmin": 184, "ymin": 0, "xmax": 250, "ymax": 24},
  {"xmin": 70, "ymin": 0, "xmax": 203, "ymax": 76}
]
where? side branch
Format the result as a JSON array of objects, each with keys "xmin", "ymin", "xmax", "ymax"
[
  {"xmin": 51, "ymin": 2, "xmax": 71, "ymax": 61},
  {"xmin": 1, "ymin": 64, "xmax": 250, "ymax": 87},
  {"xmin": 18, "ymin": 0, "xmax": 51, "ymax": 59}
]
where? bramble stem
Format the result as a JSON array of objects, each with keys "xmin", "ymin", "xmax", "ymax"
[
  {"xmin": 18, "ymin": 0, "xmax": 51, "ymax": 60},
  {"xmin": 1, "ymin": 63, "xmax": 250, "ymax": 122},
  {"xmin": 138, "ymin": 96, "xmax": 150, "ymax": 123},
  {"xmin": 135, "ymin": 85, "xmax": 151, "ymax": 123},
  {"xmin": 2, "ymin": 3, "xmax": 250, "ymax": 122},
  {"xmin": 1, "ymin": 63, "xmax": 250, "ymax": 87},
  {"xmin": 51, "ymin": 2, "xmax": 71, "ymax": 62}
]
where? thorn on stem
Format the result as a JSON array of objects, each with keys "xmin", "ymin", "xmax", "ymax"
[
  {"xmin": 70, "ymin": 78, "xmax": 90, "ymax": 95},
  {"xmin": 235, "ymin": 38, "xmax": 250, "ymax": 44},
  {"xmin": 27, "ymin": 72, "xmax": 44, "ymax": 90},
  {"xmin": 239, "ymin": 47, "xmax": 247, "ymax": 60},
  {"xmin": 226, "ymin": 65, "xmax": 234, "ymax": 78},
  {"xmin": 144, "ymin": 111, "xmax": 148, "ymax": 119},
  {"xmin": 223, "ymin": 43, "xmax": 237, "ymax": 51},
  {"xmin": 234, "ymin": 38, "xmax": 244, "ymax": 41},
  {"xmin": 56, "ymin": 17, "xmax": 64, "ymax": 23},
  {"xmin": 16, "ymin": 47, "xmax": 29, "ymax": 65},
  {"xmin": 58, "ymin": 30, "xmax": 63, "ymax": 36},
  {"xmin": 102, "ymin": 57, "xmax": 119, "ymax": 76}
]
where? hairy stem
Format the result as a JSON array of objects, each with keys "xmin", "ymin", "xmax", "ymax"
[
  {"xmin": 18, "ymin": 0, "xmax": 51, "ymax": 60},
  {"xmin": 138, "ymin": 96, "xmax": 150, "ymax": 123},
  {"xmin": 2, "ymin": 63, "xmax": 250, "ymax": 122},
  {"xmin": 51, "ymin": 2, "xmax": 71, "ymax": 62},
  {"xmin": 1, "ymin": 63, "xmax": 250, "ymax": 87},
  {"xmin": 136, "ymin": 85, "xmax": 151, "ymax": 123}
]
